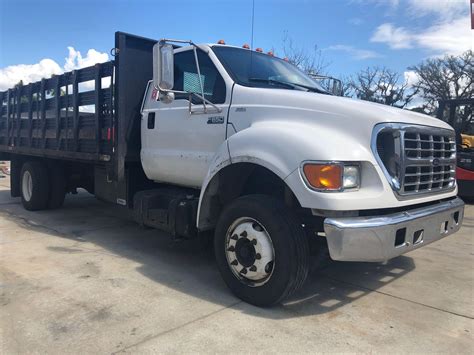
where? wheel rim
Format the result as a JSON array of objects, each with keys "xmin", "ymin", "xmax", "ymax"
[
  {"xmin": 225, "ymin": 217, "xmax": 275, "ymax": 287},
  {"xmin": 22, "ymin": 170, "xmax": 33, "ymax": 202}
]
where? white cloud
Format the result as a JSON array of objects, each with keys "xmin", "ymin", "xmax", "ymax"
[
  {"xmin": 356, "ymin": 0, "xmax": 468, "ymax": 18},
  {"xmin": 371, "ymin": 17, "xmax": 473, "ymax": 55},
  {"xmin": 406, "ymin": 0, "xmax": 469, "ymax": 20},
  {"xmin": 0, "ymin": 47, "xmax": 109, "ymax": 91},
  {"xmin": 64, "ymin": 47, "xmax": 109, "ymax": 72},
  {"xmin": 0, "ymin": 59, "xmax": 62, "ymax": 91},
  {"xmin": 326, "ymin": 45, "xmax": 382, "ymax": 59},
  {"xmin": 365, "ymin": 0, "xmax": 472, "ymax": 55},
  {"xmin": 415, "ymin": 17, "xmax": 473, "ymax": 55},
  {"xmin": 404, "ymin": 70, "xmax": 420, "ymax": 87},
  {"xmin": 401, "ymin": 70, "xmax": 424, "ymax": 109},
  {"xmin": 371, "ymin": 23, "xmax": 413, "ymax": 49}
]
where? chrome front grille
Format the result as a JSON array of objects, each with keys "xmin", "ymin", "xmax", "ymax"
[
  {"xmin": 401, "ymin": 132, "xmax": 456, "ymax": 195},
  {"xmin": 373, "ymin": 124, "xmax": 457, "ymax": 198},
  {"xmin": 404, "ymin": 132, "xmax": 455, "ymax": 159}
]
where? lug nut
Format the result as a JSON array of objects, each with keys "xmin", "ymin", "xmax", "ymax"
[
  {"xmin": 240, "ymin": 231, "xmax": 247, "ymax": 238},
  {"xmin": 231, "ymin": 234, "xmax": 238, "ymax": 240},
  {"xmin": 227, "ymin": 246, "xmax": 235, "ymax": 252},
  {"xmin": 230, "ymin": 260, "xmax": 238, "ymax": 266},
  {"xmin": 265, "ymin": 261, "xmax": 274, "ymax": 273},
  {"xmin": 255, "ymin": 253, "xmax": 261, "ymax": 260},
  {"xmin": 249, "ymin": 265, "xmax": 257, "ymax": 272}
]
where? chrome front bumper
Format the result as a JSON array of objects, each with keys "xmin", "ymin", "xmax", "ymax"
[{"xmin": 324, "ymin": 197, "xmax": 465, "ymax": 262}]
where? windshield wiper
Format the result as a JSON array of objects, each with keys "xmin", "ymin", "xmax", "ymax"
[
  {"xmin": 248, "ymin": 78, "xmax": 298, "ymax": 90},
  {"xmin": 286, "ymin": 82, "xmax": 330, "ymax": 94},
  {"xmin": 249, "ymin": 78, "xmax": 329, "ymax": 94}
]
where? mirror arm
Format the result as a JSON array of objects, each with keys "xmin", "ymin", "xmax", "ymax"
[
  {"xmin": 160, "ymin": 38, "xmax": 193, "ymax": 45},
  {"xmin": 192, "ymin": 46, "xmax": 207, "ymax": 112},
  {"xmin": 158, "ymin": 89, "xmax": 220, "ymax": 114},
  {"xmin": 188, "ymin": 92, "xmax": 221, "ymax": 114},
  {"xmin": 157, "ymin": 39, "xmax": 221, "ymax": 114}
]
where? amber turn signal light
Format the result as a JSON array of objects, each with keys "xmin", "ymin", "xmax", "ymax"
[{"xmin": 303, "ymin": 163, "xmax": 342, "ymax": 190}]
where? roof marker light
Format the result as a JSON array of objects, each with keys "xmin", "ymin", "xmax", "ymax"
[
  {"xmin": 283, "ymin": 57, "xmax": 289, "ymax": 62},
  {"xmin": 242, "ymin": 43, "xmax": 250, "ymax": 49},
  {"xmin": 255, "ymin": 48, "xmax": 263, "ymax": 52},
  {"xmin": 217, "ymin": 39, "xmax": 226, "ymax": 45},
  {"xmin": 267, "ymin": 51, "xmax": 274, "ymax": 56}
]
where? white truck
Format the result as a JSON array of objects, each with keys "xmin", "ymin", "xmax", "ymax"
[{"xmin": 0, "ymin": 32, "xmax": 464, "ymax": 306}]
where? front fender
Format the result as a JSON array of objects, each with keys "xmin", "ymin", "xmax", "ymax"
[
  {"xmin": 196, "ymin": 122, "xmax": 380, "ymax": 229},
  {"xmin": 196, "ymin": 135, "xmax": 292, "ymax": 229},
  {"xmin": 197, "ymin": 122, "xmax": 374, "ymax": 228}
]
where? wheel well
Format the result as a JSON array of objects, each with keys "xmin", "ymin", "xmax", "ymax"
[{"xmin": 198, "ymin": 163, "xmax": 301, "ymax": 230}]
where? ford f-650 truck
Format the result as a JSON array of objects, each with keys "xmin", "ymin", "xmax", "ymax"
[{"xmin": 0, "ymin": 32, "xmax": 465, "ymax": 306}]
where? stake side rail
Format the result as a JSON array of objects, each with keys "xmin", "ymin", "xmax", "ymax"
[{"xmin": 0, "ymin": 61, "xmax": 115, "ymax": 163}]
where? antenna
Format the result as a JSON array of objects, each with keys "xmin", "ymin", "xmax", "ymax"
[
  {"xmin": 251, "ymin": 0, "xmax": 255, "ymax": 49},
  {"xmin": 471, "ymin": 0, "xmax": 473, "ymax": 30},
  {"xmin": 249, "ymin": 0, "xmax": 256, "ymax": 78}
]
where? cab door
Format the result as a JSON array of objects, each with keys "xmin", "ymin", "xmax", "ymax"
[{"xmin": 141, "ymin": 48, "xmax": 229, "ymax": 188}]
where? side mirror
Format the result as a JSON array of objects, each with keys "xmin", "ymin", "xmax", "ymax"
[{"xmin": 153, "ymin": 42, "xmax": 174, "ymax": 91}]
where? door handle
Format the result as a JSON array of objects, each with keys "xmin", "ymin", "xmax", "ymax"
[{"xmin": 147, "ymin": 112, "xmax": 155, "ymax": 129}]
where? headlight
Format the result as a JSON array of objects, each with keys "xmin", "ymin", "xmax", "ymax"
[
  {"xmin": 301, "ymin": 162, "xmax": 360, "ymax": 191},
  {"xmin": 342, "ymin": 165, "xmax": 360, "ymax": 189}
]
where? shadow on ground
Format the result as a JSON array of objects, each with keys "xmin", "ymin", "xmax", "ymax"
[{"xmin": 0, "ymin": 189, "xmax": 418, "ymax": 318}]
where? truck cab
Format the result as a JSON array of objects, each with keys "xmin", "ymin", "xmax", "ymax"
[{"xmin": 137, "ymin": 39, "xmax": 465, "ymax": 305}]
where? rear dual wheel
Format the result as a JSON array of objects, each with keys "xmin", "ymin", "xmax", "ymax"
[
  {"xmin": 48, "ymin": 163, "xmax": 67, "ymax": 209},
  {"xmin": 20, "ymin": 161, "xmax": 66, "ymax": 211},
  {"xmin": 214, "ymin": 194, "xmax": 310, "ymax": 307}
]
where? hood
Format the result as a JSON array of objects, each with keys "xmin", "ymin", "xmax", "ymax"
[{"xmin": 230, "ymin": 85, "xmax": 453, "ymax": 132}]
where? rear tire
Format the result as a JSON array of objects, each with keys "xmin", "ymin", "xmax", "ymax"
[
  {"xmin": 214, "ymin": 194, "xmax": 310, "ymax": 307},
  {"xmin": 48, "ymin": 163, "xmax": 66, "ymax": 209},
  {"xmin": 20, "ymin": 161, "xmax": 50, "ymax": 211}
]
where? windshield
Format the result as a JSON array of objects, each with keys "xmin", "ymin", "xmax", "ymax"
[{"xmin": 212, "ymin": 46, "xmax": 328, "ymax": 93}]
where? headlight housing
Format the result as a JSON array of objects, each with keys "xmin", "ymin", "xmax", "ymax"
[{"xmin": 301, "ymin": 162, "xmax": 360, "ymax": 191}]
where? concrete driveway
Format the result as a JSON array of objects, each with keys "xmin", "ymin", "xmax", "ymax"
[{"xmin": 0, "ymin": 176, "xmax": 472, "ymax": 353}]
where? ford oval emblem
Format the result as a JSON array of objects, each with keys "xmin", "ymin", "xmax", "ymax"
[{"xmin": 432, "ymin": 158, "xmax": 440, "ymax": 166}]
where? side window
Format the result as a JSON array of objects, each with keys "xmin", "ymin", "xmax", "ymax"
[{"xmin": 173, "ymin": 50, "xmax": 226, "ymax": 104}]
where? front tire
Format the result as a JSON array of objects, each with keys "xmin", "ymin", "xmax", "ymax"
[
  {"xmin": 20, "ymin": 161, "xmax": 50, "ymax": 211},
  {"xmin": 214, "ymin": 195, "xmax": 310, "ymax": 307}
]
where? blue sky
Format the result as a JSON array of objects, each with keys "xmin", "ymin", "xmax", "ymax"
[{"xmin": 0, "ymin": 0, "xmax": 471, "ymax": 90}]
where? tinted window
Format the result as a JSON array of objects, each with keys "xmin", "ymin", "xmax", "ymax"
[{"xmin": 174, "ymin": 49, "xmax": 226, "ymax": 104}]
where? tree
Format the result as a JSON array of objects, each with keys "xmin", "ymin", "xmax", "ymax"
[
  {"xmin": 346, "ymin": 67, "xmax": 417, "ymax": 108},
  {"xmin": 409, "ymin": 50, "xmax": 473, "ymax": 114},
  {"xmin": 281, "ymin": 31, "xmax": 330, "ymax": 75},
  {"xmin": 339, "ymin": 76, "xmax": 355, "ymax": 97}
]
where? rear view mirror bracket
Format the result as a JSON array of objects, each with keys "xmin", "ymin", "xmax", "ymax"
[{"xmin": 153, "ymin": 38, "xmax": 221, "ymax": 115}]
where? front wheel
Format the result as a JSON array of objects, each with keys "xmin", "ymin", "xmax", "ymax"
[{"xmin": 214, "ymin": 195, "xmax": 310, "ymax": 307}]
